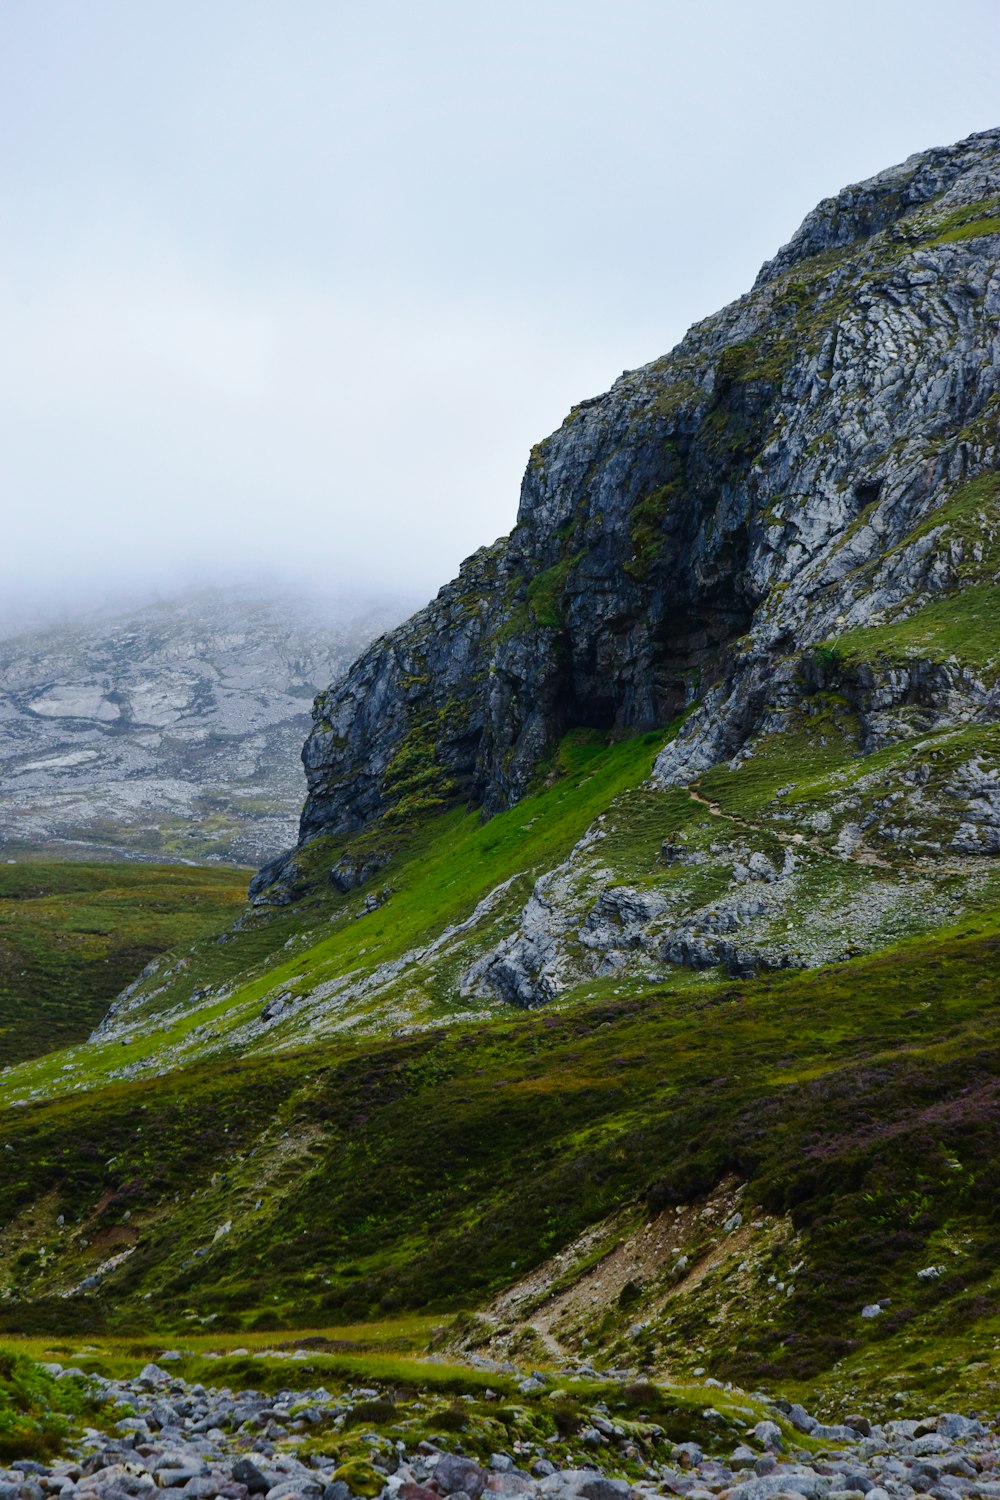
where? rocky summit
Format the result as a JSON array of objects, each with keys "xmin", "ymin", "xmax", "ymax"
[
  {"xmin": 237, "ymin": 125, "xmax": 1000, "ymax": 1009},
  {"xmin": 285, "ymin": 127, "xmax": 1000, "ymax": 848}
]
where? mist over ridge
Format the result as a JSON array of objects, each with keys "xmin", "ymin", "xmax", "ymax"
[
  {"xmin": 4, "ymin": 2, "xmax": 999, "ymax": 625},
  {"xmin": 0, "ymin": 580, "xmax": 413, "ymax": 864}
]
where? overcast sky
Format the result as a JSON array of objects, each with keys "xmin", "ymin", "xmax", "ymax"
[{"xmin": 2, "ymin": 0, "xmax": 999, "ymax": 624}]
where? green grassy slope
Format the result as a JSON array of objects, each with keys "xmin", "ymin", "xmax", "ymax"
[
  {"xmin": 0, "ymin": 730, "xmax": 670, "ymax": 1106},
  {"xmin": 2, "ymin": 911, "xmax": 999, "ymax": 1413},
  {"xmin": 0, "ymin": 862, "xmax": 249, "ymax": 1065}
]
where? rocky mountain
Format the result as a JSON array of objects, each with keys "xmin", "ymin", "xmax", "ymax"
[
  {"xmin": 287, "ymin": 128, "xmax": 1000, "ymax": 846},
  {"xmin": 235, "ymin": 125, "xmax": 1000, "ymax": 1002},
  {"xmin": 0, "ymin": 588, "xmax": 409, "ymax": 865},
  {"xmin": 2, "ymin": 130, "xmax": 1000, "ymax": 1411}
]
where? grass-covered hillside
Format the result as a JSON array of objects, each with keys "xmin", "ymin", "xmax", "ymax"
[
  {"xmin": 1, "ymin": 911, "xmax": 999, "ymax": 1418},
  {"xmin": 0, "ymin": 862, "xmax": 249, "ymax": 1065}
]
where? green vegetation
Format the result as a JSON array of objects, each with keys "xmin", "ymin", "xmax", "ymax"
[
  {"xmin": 0, "ymin": 1329, "xmax": 792, "ymax": 1471},
  {"xmin": 0, "ymin": 729, "xmax": 668, "ymax": 1106},
  {"xmin": 526, "ymin": 551, "xmax": 585, "ymax": 628},
  {"xmin": 0, "ymin": 662, "xmax": 996, "ymax": 1415},
  {"xmin": 919, "ymin": 195, "xmax": 1000, "ymax": 246},
  {"xmin": 878, "ymin": 471, "xmax": 1000, "ymax": 569},
  {"xmin": 0, "ymin": 1346, "xmax": 98, "ymax": 1460},
  {"xmin": 1, "ymin": 905, "xmax": 999, "ymax": 1413},
  {"xmin": 1, "ymin": 687, "xmax": 997, "ymax": 1415},
  {"xmin": 831, "ymin": 584, "xmax": 1000, "ymax": 676},
  {"xmin": 810, "ymin": 642, "xmax": 845, "ymax": 674},
  {"xmin": 626, "ymin": 479, "xmax": 684, "ymax": 579},
  {"xmin": 381, "ymin": 715, "xmax": 457, "ymax": 823},
  {"xmin": 0, "ymin": 862, "xmax": 248, "ymax": 1065}
]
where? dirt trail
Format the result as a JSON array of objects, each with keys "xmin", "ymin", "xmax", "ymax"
[
  {"xmin": 686, "ymin": 779, "xmax": 976, "ymax": 879},
  {"xmin": 686, "ymin": 782, "xmax": 894, "ymax": 868}
]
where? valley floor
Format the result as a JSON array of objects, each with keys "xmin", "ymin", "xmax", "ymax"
[{"xmin": 1, "ymin": 1335, "xmax": 997, "ymax": 1500}]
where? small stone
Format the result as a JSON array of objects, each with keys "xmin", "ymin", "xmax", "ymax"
[
  {"xmin": 675, "ymin": 1444, "xmax": 703, "ymax": 1469},
  {"xmin": 751, "ymin": 1422, "xmax": 784, "ymax": 1454},
  {"xmin": 232, "ymin": 1463, "xmax": 269, "ymax": 1496},
  {"xmin": 912, "ymin": 1435, "xmax": 949, "ymax": 1457},
  {"xmin": 787, "ymin": 1404, "xmax": 818, "ymax": 1435},
  {"xmin": 433, "ymin": 1457, "xmax": 485, "ymax": 1500},
  {"xmin": 484, "ymin": 1478, "xmax": 534, "ymax": 1497},
  {"xmin": 579, "ymin": 1482, "xmax": 631, "ymax": 1500},
  {"xmin": 156, "ymin": 1470, "xmax": 208, "ymax": 1490},
  {"xmin": 938, "ymin": 1413, "xmax": 985, "ymax": 1439}
]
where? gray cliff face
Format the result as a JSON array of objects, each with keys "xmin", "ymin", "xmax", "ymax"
[{"xmin": 290, "ymin": 128, "xmax": 1000, "ymax": 862}]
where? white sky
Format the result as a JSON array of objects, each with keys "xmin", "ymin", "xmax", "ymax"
[{"xmin": 3, "ymin": 0, "xmax": 999, "ymax": 620}]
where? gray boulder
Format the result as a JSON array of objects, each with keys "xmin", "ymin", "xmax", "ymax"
[
  {"xmin": 578, "ymin": 1484, "xmax": 631, "ymax": 1500},
  {"xmin": 231, "ymin": 1463, "xmax": 269, "ymax": 1496},
  {"xmin": 433, "ymin": 1458, "xmax": 486, "ymax": 1500},
  {"xmin": 725, "ymin": 1472, "xmax": 828, "ymax": 1500}
]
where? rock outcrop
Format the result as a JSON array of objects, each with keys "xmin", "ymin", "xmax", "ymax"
[{"xmin": 262, "ymin": 129, "xmax": 1000, "ymax": 898}]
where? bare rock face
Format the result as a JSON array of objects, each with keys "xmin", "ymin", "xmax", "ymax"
[
  {"xmin": 0, "ymin": 588, "xmax": 407, "ymax": 865},
  {"xmin": 276, "ymin": 128, "xmax": 1000, "ymax": 883}
]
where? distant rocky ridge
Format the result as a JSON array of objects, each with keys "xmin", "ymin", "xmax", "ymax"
[{"xmin": 0, "ymin": 588, "xmax": 408, "ymax": 865}]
